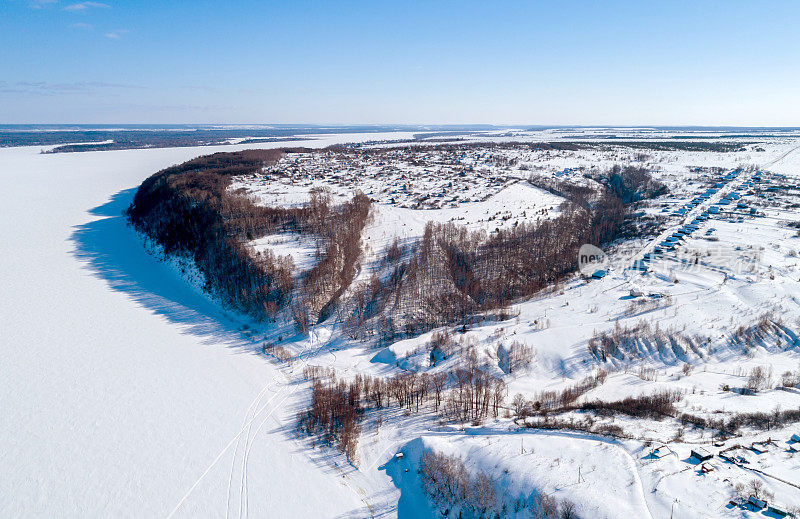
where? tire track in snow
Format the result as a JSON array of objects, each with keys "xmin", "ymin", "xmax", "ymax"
[
  {"xmin": 168, "ymin": 320, "xmax": 364, "ymax": 519},
  {"xmin": 165, "ymin": 341, "xmax": 294, "ymax": 519},
  {"xmin": 242, "ymin": 322, "xmax": 378, "ymax": 519},
  {"xmin": 236, "ymin": 358, "xmax": 297, "ymax": 519},
  {"xmin": 241, "ymin": 389, "xmax": 296, "ymax": 518},
  {"xmin": 615, "ymin": 443, "xmax": 654, "ymax": 519},
  {"xmin": 225, "ymin": 375, "xmax": 279, "ymax": 519}
]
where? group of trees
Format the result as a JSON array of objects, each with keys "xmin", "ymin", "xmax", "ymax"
[
  {"xmin": 296, "ymin": 374, "xmax": 362, "ymax": 461},
  {"xmin": 498, "ymin": 340, "xmax": 534, "ymax": 374},
  {"xmin": 526, "ymin": 176, "xmax": 596, "ymax": 204},
  {"xmin": 127, "ymin": 149, "xmax": 302, "ymax": 318},
  {"xmin": 340, "ymin": 184, "xmax": 627, "ymax": 340},
  {"xmin": 587, "ymin": 320, "xmax": 707, "ymax": 362},
  {"xmin": 578, "ymin": 390, "xmax": 681, "ymax": 420},
  {"xmin": 592, "ymin": 164, "xmax": 668, "ymax": 204},
  {"xmin": 512, "ymin": 385, "xmax": 679, "ymax": 433},
  {"xmin": 746, "ymin": 365, "xmax": 773, "ymax": 393},
  {"xmin": 297, "ymin": 354, "xmax": 506, "ymax": 460},
  {"xmin": 297, "ymin": 368, "xmax": 445, "ymax": 461},
  {"xmin": 588, "ymin": 312, "xmax": 795, "ymax": 364},
  {"xmin": 730, "ymin": 313, "xmax": 789, "ymax": 352},
  {"xmin": 678, "ymin": 405, "xmax": 800, "ymax": 437},
  {"xmin": 295, "ymin": 190, "xmax": 372, "ymax": 329},
  {"xmin": 736, "ymin": 363, "xmax": 799, "ymax": 394},
  {"xmin": 441, "ymin": 350, "xmax": 507, "ymax": 423},
  {"xmin": 420, "ymin": 450, "xmax": 581, "ymax": 519},
  {"xmin": 127, "ymin": 148, "xmax": 373, "ymax": 326},
  {"xmin": 515, "ymin": 382, "xmax": 800, "ymax": 440},
  {"xmin": 420, "ymin": 451, "xmax": 497, "ymax": 518},
  {"xmin": 512, "ymin": 370, "xmax": 608, "ymax": 418}
]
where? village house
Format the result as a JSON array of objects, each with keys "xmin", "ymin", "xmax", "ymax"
[{"xmin": 690, "ymin": 447, "xmax": 713, "ymax": 461}]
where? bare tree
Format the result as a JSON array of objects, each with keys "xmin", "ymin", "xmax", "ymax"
[{"xmin": 746, "ymin": 366, "xmax": 769, "ymax": 393}]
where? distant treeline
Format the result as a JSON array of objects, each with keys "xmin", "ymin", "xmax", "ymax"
[
  {"xmin": 587, "ymin": 141, "xmax": 746, "ymax": 152},
  {"xmin": 1, "ymin": 124, "xmax": 503, "ymax": 150},
  {"xmin": 3, "ymin": 129, "xmax": 316, "ymax": 149},
  {"xmin": 46, "ymin": 136, "xmax": 308, "ymax": 153},
  {"xmin": 367, "ymin": 140, "xmax": 745, "ymax": 154}
]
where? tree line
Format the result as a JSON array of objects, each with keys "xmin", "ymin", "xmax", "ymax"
[
  {"xmin": 297, "ymin": 352, "xmax": 506, "ymax": 461},
  {"xmin": 127, "ymin": 148, "xmax": 372, "ymax": 325},
  {"xmin": 340, "ymin": 185, "xmax": 627, "ymax": 340}
]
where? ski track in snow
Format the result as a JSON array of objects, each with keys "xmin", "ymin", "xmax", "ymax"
[{"xmin": 225, "ymin": 375, "xmax": 278, "ymax": 519}]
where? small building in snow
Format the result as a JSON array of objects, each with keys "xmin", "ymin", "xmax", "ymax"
[
  {"xmin": 690, "ymin": 447, "xmax": 713, "ymax": 461},
  {"xmin": 648, "ymin": 445, "xmax": 673, "ymax": 459},
  {"xmin": 768, "ymin": 504, "xmax": 791, "ymax": 517},
  {"xmin": 750, "ymin": 441, "xmax": 774, "ymax": 454},
  {"xmin": 746, "ymin": 496, "xmax": 767, "ymax": 511}
]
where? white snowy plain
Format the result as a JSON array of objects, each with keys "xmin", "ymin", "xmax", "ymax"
[{"xmin": 0, "ymin": 133, "xmax": 415, "ymax": 518}]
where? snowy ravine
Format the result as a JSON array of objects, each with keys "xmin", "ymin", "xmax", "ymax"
[{"xmin": 0, "ymin": 134, "xmax": 415, "ymax": 518}]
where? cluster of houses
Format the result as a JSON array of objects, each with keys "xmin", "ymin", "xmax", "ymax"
[
  {"xmin": 646, "ymin": 434, "xmax": 800, "ymax": 517},
  {"xmin": 632, "ymin": 170, "xmax": 778, "ymax": 273},
  {"xmin": 554, "ymin": 167, "xmax": 578, "ymax": 177},
  {"xmin": 673, "ymin": 169, "xmax": 754, "ymax": 214},
  {"xmin": 261, "ymin": 146, "xmax": 527, "ymax": 210}
]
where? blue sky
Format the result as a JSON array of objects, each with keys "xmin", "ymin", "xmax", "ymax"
[{"xmin": 2, "ymin": 0, "xmax": 799, "ymax": 125}]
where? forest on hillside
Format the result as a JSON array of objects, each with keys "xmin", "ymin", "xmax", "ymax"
[{"xmin": 128, "ymin": 146, "xmax": 659, "ymax": 340}]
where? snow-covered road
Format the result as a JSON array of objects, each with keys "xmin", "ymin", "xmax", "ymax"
[{"xmin": 0, "ymin": 137, "xmax": 408, "ymax": 517}]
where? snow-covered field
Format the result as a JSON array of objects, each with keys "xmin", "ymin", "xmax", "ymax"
[
  {"xmin": 3, "ymin": 129, "xmax": 800, "ymax": 518},
  {"xmin": 0, "ymin": 133, "xmax": 414, "ymax": 518}
]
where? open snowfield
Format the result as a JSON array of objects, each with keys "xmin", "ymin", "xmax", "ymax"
[
  {"xmin": 3, "ymin": 129, "xmax": 800, "ymax": 518},
  {"xmin": 0, "ymin": 132, "xmax": 417, "ymax": 518}
]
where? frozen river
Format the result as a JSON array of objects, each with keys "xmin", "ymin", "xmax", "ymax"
[{"xmin": 0, "ymin": 134, "xmax": 412, "ymax": 517}]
